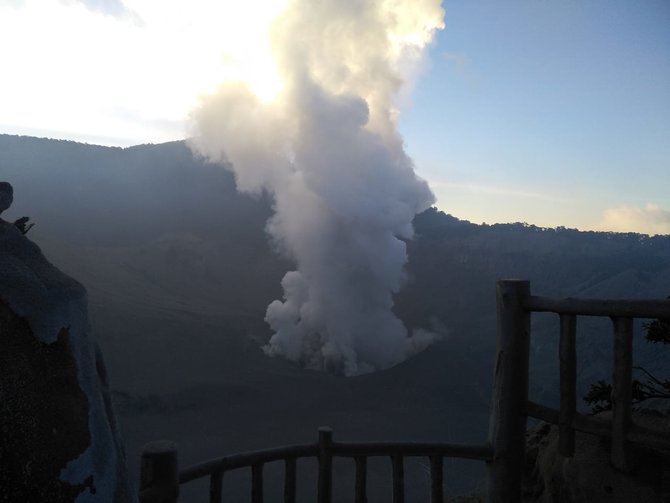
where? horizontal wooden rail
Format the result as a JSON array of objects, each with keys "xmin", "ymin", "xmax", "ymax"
[
  {"xmin": 180, "ymin": 440, "xmax": 494, "ymax": 486},
  {"xmin": 527, "ymin": 401, "xmax": 670, "ymax": 452},
  {"xmin": 179, "ymin": 444, "xmax": 317, "ymax": 484},
  {"xmin": 528, "ymin": 400, "xmax": 610, "ymax": 437},
  {"xmin": 180, "ymin": 439, "xmax": 495, "ymax": 486},
  {"xmin": 524, "ymin": 295, "xmax": 670, "ymax": 318},
  {"xmin": 332, "ymin": 441, "xmax": 494, "ymax": 460}
]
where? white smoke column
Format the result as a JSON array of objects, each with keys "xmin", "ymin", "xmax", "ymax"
[{"xmin": 190, "ymin": 0, "xmax": 445, "ymax": 375}]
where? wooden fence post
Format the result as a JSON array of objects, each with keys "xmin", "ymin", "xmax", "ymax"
[
  {"xmin": 354, "ymin": 456, "xmax": 367, "ymax": 503},
  {"xmin": 611, "ymin": 316, "xmax": 633, "ymax": 472},
  {"xmin": 391, "ymin": 455, "xmax": 404, "ymax": 503},
  {"xmin": 487, "ymin": 280, "xmax": 531, "ymax": 503},
  {"xmin": 559, "ymin": 313, "xmax": 577, "ymax": 457},
  {"xmin": 139, "ymin": 441, "xmax": 179, "ymax": 503},
  {"xmin": 318, "ymin": 427, "xmax": 333, "ymax": 503}
]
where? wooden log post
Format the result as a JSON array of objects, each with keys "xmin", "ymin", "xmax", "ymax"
[
  {"xmin": 284, "ymin": 457, "xmax": 297, "ymax": 503},
  {"xmin": 354, "ymin": 456, "xmax": 367, "ymax": 503},
  {"xmin": 317, "ymin": 427, "xmax": 333, "ymax": 503},
  {"xmin": 611, "ymin": 316, "xmax": 633, "ymax": 472},
  {"xmin": 251, "ymin": 463, "xmax": 264, "ymax": 503},
  {"xmin": 139, "ymin": 441, "xmax": 179, "ymax": 503},
  {"xmin": 487, "ymin": 280, "xmax": 531, "ymax": 503},
  {"xmin": 559, "ymin": 314, "xmax": 577, "ymax": 457},
  {"xmin": 391, "ymin": 455, "xmax": 404, "ymax": 503},
  {"xmin": 429, "ymin": 455, "xmax": 443, "ymax": 503},
  {"xmin": 209, "ymin": 470, "xmax": 223, "ymax": 503}
]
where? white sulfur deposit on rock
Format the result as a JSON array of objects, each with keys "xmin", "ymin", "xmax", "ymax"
[{"xmin": 0, "ymin": 182, "xmax": 133, "ymax": 502}]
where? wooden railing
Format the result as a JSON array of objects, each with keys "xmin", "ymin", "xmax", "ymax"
[
  {"xmin": 491, "ymin": 280, "xmax": 670, "ymax": 501},
  {"xmin": 138, "ymin": 429, "xmax": 494, "ymax": 503},
  {"xmin": 138, "ymin": 280, "xmax": 670, "ymax": 503},
  {"xmin": 522, "ymin": 286, "xmax": 670, "ymax": 458}
]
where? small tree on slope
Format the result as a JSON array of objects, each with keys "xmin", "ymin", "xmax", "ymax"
[{"xmin": 585, "ymin": 315, "xmax": 670, "ymax": 413}]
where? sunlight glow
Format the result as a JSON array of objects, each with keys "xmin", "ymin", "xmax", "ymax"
[{"xmin": 0, "ymin": 0, "xmax": 288, "ymax": 144}]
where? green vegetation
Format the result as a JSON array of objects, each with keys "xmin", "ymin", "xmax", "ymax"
[{"xmin": 584, "ymin": 316, "xmax": 670, "ymax": 413}]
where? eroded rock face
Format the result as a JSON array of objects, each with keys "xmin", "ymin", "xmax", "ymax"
[
  {"xmin": 0, "ymin": 217, "xmax": 134, "ymax": 502},
  {"xmin": 523, "ymin": 411, "xmax": 670, "ymax": 503}
]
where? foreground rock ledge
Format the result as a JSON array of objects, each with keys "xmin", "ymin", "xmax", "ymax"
[
  {"xmin": 0, "ymin": 218, "xmax": 133, "ymax": 502},
  {"xmin": 524, "ymin": 409, "xmax": 670, "ymax": 502}
]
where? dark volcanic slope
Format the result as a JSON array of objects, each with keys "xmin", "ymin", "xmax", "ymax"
[{"xmin": 2, "ymin": 134, "xmax": 670, "ymax": 500}]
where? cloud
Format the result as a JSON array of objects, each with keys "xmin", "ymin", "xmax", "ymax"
[
  {"xmin": 76, "ymin": 0, "xmax": 133, "ymax": 18},
  {"xmin": 2, "ymin": 0, "xmax": 25, "ymax": 8},
  {"xmin": 600, "ymin": 203, "xmax": 670, "ymax": 235}
]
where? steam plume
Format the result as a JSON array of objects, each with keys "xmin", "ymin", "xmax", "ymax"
[{"xmin": 190, "ymin": 0, "xmax": 445, "ymax": 375}]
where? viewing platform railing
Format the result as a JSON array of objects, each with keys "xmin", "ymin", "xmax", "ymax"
[
  {"xmin": 139, "ymin": 431, "xmax": 494, "ymax": 503},
  {"xmin": 138, "ymin": 280, "xmax": 670, "ymax": 503}
]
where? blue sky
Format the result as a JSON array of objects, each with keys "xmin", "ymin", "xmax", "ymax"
[
  {"xmin": 400, "ymin": 1, "xmax": 670, "ymax": 232},
  {"xmin": 1, "ymin": 0, "xmax": 668, "ymax": 233}
]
